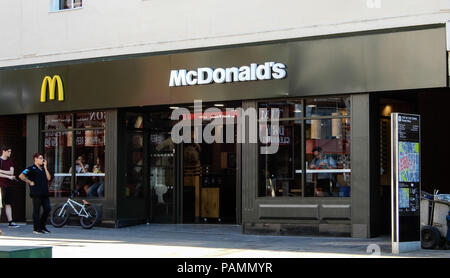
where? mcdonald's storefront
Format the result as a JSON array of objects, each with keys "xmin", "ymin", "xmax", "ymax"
[{"xmin": 0, "ymin": 24, "xmax": 447, "ymax": 238}]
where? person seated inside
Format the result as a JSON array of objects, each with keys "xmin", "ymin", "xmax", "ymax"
[
  {"xmin": 69, "ymin": 155, "xmax": 90, "ymax": 196},
  {"xmin": 88, "ymin": 156, "xmax": 104, "ymax": 198},
  {"xmin": 309, "ymin": 146, "xmax": 336, "ymax": 197}
]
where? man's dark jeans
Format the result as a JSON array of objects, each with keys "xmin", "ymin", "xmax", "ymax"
[{"xmin": 32, "ymin": 196, "xmax": 51, "ymax": 231}]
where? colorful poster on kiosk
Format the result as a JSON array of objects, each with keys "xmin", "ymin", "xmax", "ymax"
[{"xmin": 391, "ymin": 113, "xmax": 421, "ymax": 253}]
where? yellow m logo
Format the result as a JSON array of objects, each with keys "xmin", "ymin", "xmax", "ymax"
[{"xmin": 40, "ymin": 75, "xmax": 64, "ymax": 102}]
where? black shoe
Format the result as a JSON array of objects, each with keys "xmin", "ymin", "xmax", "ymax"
[
  {"xmin": 33, "ymin": 230, "xmax": 44, "ymax": 234},
  {"xmin": 8, "ymin": 222, "xmax": 19, "ymax": 228},
  {"xmin": 41, "ymin": 227, "xmax": 51, "ymax": 234}
]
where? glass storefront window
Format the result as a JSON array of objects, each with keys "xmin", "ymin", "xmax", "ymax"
[
  {"xmin": 42, "ymin": 111, "xmax": 106, "ymax": 198},
  {"xmin": 149, "ymin": 111, "xmax": 173, "ymax": 126},
  {"xmin": 259, "ymin": 100, "xmax": 302, "ymax": 120},
  {"xmin": 305, "ymin": 118, "xmax": 351, "ymax": 197},
  {"xmin": 124, "ymin": 112, "xmax": 147, "ymax": 199},
  {"xmin": 132, "ymin": 134, "xmax": 144, "ymax": 149},
  {"xmin": 305, "ymin": 97, "xmax": 350, "ymax": 118},
  {"xmin": 126, "ymin": 112, "xmax": 144, "ymax": 130},
  {"xmin": 258, "ymin": 96, "xmax": 351, "ymax": 198},
  {"xmin": 149, "ymin": 128, "xmax": 175, "ymax": 218},
  {"xmin": 75, "ymin": 111, "xmax": 106, "ymax": 128},
  {"xmin": 45, "ymin": 131, "xmax": 72, "ymax": 197},
  {"xmin": 259, "ymin": 121, "xmax": 302, "ymax": 197},
  {"xmin": 44, "ymin": 114, "xmax": 72, "ymax": 130},
  {"xmin": 74, "ymin": 129, "xmax": 106, "ymax": 197},
  {"xmin": 125, "ymin": 131, "xmax": 144, "ymax": 198}
]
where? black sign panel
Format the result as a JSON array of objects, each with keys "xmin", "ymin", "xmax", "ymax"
[
  {"xmin": 392, "ymin": 113, "xmax": 421, "ymax": 249},
  {"xmin": 398, "ymin": 114, "xmax": 420, "ymax": 142},
  {"xmin": 0, "ymin": 28, "xmax": 446, "ymax": 115}
]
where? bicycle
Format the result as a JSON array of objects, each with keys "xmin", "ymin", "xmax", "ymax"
[{"xmin": 50, "ymin": 190, "xmax": 101, "ymax": 229}]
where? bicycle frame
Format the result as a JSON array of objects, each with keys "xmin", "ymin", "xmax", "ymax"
[{"xmin": 59, "ymin": 198, "xmax": 91, "ymax": 218}]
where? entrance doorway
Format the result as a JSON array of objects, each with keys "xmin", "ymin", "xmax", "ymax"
[
  {"xmin": 139, "ymin": 102, "xmax": 240, "ymax": 224},
  {"xmin": 376, "ymin": 94, "xmax": 417, "ymax": 236},
  {"xmin": 181, "ymin": 102, "xmax": 239, "ymax": 224},
  {"xmin": 373, "ymin": 89, "xmax": 450, "ymax": 237},
  {"xmin": 183, "ymin": 135, "xmax": 237, "ymax": 224},
  {"xmin": 148, "ymin": 125, "xmax": 176, "ymax": 223}
]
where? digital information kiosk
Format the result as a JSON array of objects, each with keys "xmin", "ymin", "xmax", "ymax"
[{"xmin": 391, "ymin": 113, "xmax": 421, "ymax": 253}]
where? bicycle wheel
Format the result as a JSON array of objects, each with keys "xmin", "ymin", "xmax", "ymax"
[
  {"xmin": 80, "ymin": 205, "xmax": 101, "ymax": 229},
  {"xmin": 50, "ymin": 204, "xmax": 70, "ymax": 228}
]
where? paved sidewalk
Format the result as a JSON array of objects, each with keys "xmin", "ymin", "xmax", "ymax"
[{"xmin": 0, "ymin": 223, "xmax": 448, "ymax": 258}]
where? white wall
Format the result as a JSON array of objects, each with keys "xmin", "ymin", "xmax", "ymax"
[{"xmin": 1, "ymin": 0, "xmax": 450, "ymax": 67}]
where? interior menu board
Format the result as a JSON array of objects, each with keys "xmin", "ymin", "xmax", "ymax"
[{"xmin": 391, "ymin": 113, "xmax": 421, "ymax": 252}]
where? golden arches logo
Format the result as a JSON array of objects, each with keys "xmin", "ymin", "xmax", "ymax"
[{"xmin": 40, "ymin": 75, "xmax": 64, "ymax": 102}]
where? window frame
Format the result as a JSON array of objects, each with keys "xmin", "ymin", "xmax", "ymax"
[
  {"xmin": 123, "ymin": 112, "xmax": 146, "ymax": 199},
  {"xmin": 257, "ymin": 95, "xmax": 351, "ymax": 199},
  {"xmin": 40, "ymin": 111, "xmax": 106, "ymax": 199},
  {"xmin": 49, "ymin": 0, "xmax": 83, "ymax": 12}
]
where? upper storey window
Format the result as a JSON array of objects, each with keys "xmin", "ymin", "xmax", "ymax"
[{"xmin": 50, "ymin": 0, "xmax": 82, "ymax": 11}]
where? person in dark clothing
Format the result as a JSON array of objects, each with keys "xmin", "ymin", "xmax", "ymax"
[
  {"xmin": 446, "ymin": 211, "xmax": 450, "ymax": 249},
  {"xmin": 0, "ymin": 146, "xmax": 19, "ymax": 228},
  {"xmin": 19, "ymin": 153, "xmax": 52, "ymax": 234},
  {"xmin": 309, "ymin": 146, "xmax": 336, "ymax": 196}
]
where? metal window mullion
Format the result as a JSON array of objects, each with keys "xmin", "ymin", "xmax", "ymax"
[
  {"xmin": 264, "ymin": 138, "xmax": 269, "ymax": 198},
  {"xmin": 259, "ymin": 116, "xmax": 351, "ymax": 123},
  {"xmin": 301, "ymin": 101, "xmax": 306, "ymax": 198},
  {"xmin": 258, "ymin": 117, "xmax": 303, "ymax": 123},
  {"xmin": 71, "ymin": 114, "xmax": 76, "ymax": 194},
  {"xmin": 305, "ymin": 116, "xmax": 351, "ymax": 120},
  {"xmin": 291, "ymin": 122, "xmax": 295, "ymax": 193},
  {"xmin": 143, "ymin": 111, "xmax": 151, "ymax": 222},
  {"xmin": 41, "ymin": 127, "xmax": 105, "ymax": 133}
]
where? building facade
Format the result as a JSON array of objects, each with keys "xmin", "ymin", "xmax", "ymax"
[{"xmin": 0, "ymin": 1, "xmax": 450, "ymax": 238}]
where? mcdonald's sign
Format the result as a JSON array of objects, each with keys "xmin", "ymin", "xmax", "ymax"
[{"xmin": 40, "ymin": 75, "xmax": 64, "ymax": 102}]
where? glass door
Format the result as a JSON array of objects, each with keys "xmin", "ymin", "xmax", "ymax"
[{"xmin": 148, "ymin": 127, "xmax": 176, "ymax": 223}]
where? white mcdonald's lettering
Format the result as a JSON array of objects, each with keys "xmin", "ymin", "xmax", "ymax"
[{"xmin": 169, "ymin": 62, "xmax": 287, "ymax": 87}]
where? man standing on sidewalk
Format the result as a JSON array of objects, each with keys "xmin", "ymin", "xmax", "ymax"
[
  {"xmin": 19, "ymin": 153, "xmax": 52, "ymax": 234},
  {"xmin": 0, "ymin": 146, "xmax": 19, "ymax": 228}
]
